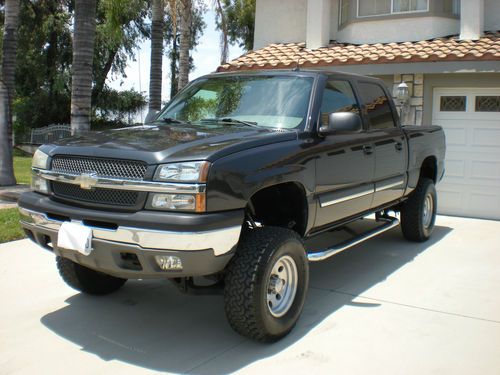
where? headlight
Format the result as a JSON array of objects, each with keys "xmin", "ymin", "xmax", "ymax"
[
  {"xmin": 154, "ymin": 161, "xmax": 210, "ymax": 182},
  {"xmin": 32, "ymin": 149, "xmax": 49, "ymax": 170}
]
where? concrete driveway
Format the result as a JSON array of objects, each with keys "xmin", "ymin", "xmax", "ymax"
[{"xmin": 1, "ymin": 215, "xmax": 499, "ymax": 375}]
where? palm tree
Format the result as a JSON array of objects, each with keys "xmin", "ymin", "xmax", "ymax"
[
  {"xmin": 148, "ymin": 0, "xmax": 164, "ymax": 116},
  {"xmin": 0, "ymin": 0, "xmax": 20, "ymax": 186},
  {"xmin": 178, "ymin": 0, "xmax": 191, "ymax": 90},
  {"xmin": 71, "ymin": 0, "xmax": 97, "ymax": 135},
  {"xmin": 214, "ymin": 0, "xmax": 229, "ymax": 64}
]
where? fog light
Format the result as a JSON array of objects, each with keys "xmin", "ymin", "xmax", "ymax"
[
  {"xmin": 31, "ymin": 175, "xmax": 49, "ymax": 194},
  {"xmin": 155, "ymin": 255, "xmax": 183, "ymax": 271}
]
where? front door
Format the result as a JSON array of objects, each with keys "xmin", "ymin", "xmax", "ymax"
[{"xmin": 314, "ymin": 78, "xmax": 375, "ymax": 228}]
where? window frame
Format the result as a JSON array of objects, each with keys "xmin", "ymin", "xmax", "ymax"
[{"xmin": 356, "ymin": 0, "xmax": 429, "ymax": 18}]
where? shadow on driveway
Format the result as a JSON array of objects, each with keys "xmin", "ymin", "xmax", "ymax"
[{"xmin": 41, "ymin": 221, "xmax": 452, "ymax": 374}]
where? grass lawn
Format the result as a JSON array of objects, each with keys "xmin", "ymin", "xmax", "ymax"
[
  {"xmin": 13, "ymin": 149, "xmax": 32, "ymax": 184},
  {"xmin": 0, "ymin": 208, "xmax": 25, "ymax": 243}
]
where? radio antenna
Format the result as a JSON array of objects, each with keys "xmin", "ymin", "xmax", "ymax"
[{"xmin": 293, "ymin": 56, "xmax": 301, "ymax": 71}]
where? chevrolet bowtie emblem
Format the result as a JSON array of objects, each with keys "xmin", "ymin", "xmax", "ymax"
[{"xmin": 76, "ymin": 172, "xmax": 99, "ymax": 190}]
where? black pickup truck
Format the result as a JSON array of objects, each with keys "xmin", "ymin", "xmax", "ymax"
[{"xmin": 19, "ymin": 70, "xmax": 445, "ymax": 342}]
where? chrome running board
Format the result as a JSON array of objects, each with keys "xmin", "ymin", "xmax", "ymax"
[{"xmin": 307, "ymin": 216, "xmax": 400, "ymax": 262}]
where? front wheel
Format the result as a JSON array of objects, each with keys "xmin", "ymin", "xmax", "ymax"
[
  {"xmin": 56, "ymin": 256, "xmax": 127, "ymax": 295},
  {"xmin": 400, "ymin": 177, "xmax": 437, "ymax": 242},
  {"xmin": 224, "ymin": 227, "xmax": 309, "ymax": 342}
]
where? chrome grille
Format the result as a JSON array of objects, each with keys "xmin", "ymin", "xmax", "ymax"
[
  {"xmin": 51, "ymin": 155, "xmax": 147, "ymax": 180},
  {"xmin": 52, "ymin": 182, "xmax": 139, "ymax": 207}
]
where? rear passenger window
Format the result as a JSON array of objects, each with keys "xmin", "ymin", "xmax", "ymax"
[
  {"xmin": 320, "ymin": 80, "xmax": 359, "ymax": 127},
  {"xmin": 358, "ymin": 82, "xmax": 394, "ymax": 130}
]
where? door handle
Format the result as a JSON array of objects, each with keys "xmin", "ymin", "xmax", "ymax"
[
  {"xmin": 395, "ymin": 142, "xmax": 403, "ymax": 151},
  {"xmin": 362, "ymin": 145, "xmax": 373, "ymax": 155}
]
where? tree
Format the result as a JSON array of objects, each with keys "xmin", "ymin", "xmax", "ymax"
[
  {"xmin": 177, "ymin": 0, "xmax": 191, "ymax": 90},
  {"xmin": 71, "ymin": 0, "xmax": 97, "ymax": 135},
  {"xmin": 165, "ymin": 2, "xmax": 205, "ymax": 98},
  {"xmin": 0, "ymin": 0, "xmax": 20, "ymax": 186},
  {"xmin": 215, "ymin": 0, "xmax": 255, "ymax": 52},
  {"xmin": 14, "ymin": 0, "xmax": 73, "ymax": 136},
  {"xmin": 148, "ymin": 0, "xmax": 164, "ymax": 114},
  {"xmin": 214, "ymin": 0, "xmax": 228, "ymax": 64},
  {"xmin": 93, "ymin": 0, "xmax": 149, "ymax": 108}
]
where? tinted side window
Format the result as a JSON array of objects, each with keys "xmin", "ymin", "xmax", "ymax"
[
  {"xmin": 320, "ymin": 80, "xmax": 359, "ymax": 127},
  {"xmin": 358, "ymin": 82, "xmax": 395, "ymax": 130}
]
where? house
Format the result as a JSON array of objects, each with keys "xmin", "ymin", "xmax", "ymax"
[{"xmin": 218, "ymin": 0, "xmax": 500, "ymax": 221}]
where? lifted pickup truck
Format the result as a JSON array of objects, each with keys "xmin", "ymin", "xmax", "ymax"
[{"xmin": 19, "ymin": 70, "xmax": 445, "ymax": 342}]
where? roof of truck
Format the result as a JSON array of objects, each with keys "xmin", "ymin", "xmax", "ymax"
[{"xmin": 204, "ymin": 69, "xmax": 382, "ymax": 82}]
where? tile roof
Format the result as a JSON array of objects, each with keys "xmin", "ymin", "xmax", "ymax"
[{"xmin": 217, "ymin": 31, "xmax": 500, "ymax": 72}]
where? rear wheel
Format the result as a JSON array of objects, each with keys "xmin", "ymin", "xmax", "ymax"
[
  {"xmin": 224, "ymin": 227, "xmax": 309, "ymax": 342},
  {"xmin": 400, "ymin": 177, "xmax": 437, "ymax": 242},
  {"xmin": 56, "ymin": 256, "xmax": 127, "ymax": 295}
]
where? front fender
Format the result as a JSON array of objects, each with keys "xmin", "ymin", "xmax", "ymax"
[{"xmin": 206, "ymin": 138, "xmax": 317, "ymax": 212}]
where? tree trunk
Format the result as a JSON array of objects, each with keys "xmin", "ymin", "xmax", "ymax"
[
  {"xmin": 93, "ymin": 46, "xmax": 119, "ymax": 105},
  {"xmin": 215, "ymin": 0, "xmax": 228, "ymax": 64},
  {"xmin": 0, "ymin": 0, "xmax": 20, "ymax": 186},
  {"xmin": 148, "ymin": 0, "xmax": 164, "ymax": 115},
  {"xmin": 71, "ymin": 0, "xmax": 97, "ymax": 135},
  {"xmin": 178, "ymin": 0, "xmax": 191, "ymax": 91},
  {"xmin": 169, "ymin": 36, "xmax": 178, "ymax": 98}
]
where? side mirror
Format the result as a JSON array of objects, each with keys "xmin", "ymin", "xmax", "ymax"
[
  {"xmin": 144, "ymin": 110, "xmax": 159, "ymax": 124},
  {"xmin": 318, "ymin": 112, "xmax": 363, "ymax": 136}
]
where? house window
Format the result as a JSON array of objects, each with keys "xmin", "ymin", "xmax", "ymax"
[
  {"xmin": 443, "ymin": 0, "xmax": 460, "ymax": 16},
  {"xmin": 475, "ymin": 96, "xmax": 500, "ymax": 112},
  {"xmin": 358, "ymin": 0, "xmax": 391, "ymax": 17},
  {"xmin": 393, "ymin": 0, "xmax": 428, "ymax": 12},
  {"xmin": 340, "ymin": 0, "xmax": 350, "ymax": 26},
  {"xmin": 357, "ymin": 0, "xmax": 428, "ymax": 17},
  {"xmin": 440, "ymin": 96, "xmax": 466, "ymax": 112}
]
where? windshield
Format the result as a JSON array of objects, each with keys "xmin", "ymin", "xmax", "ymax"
[{"xmin": 156, "ymin": 75, "xmax": 314, "ymax": 129}]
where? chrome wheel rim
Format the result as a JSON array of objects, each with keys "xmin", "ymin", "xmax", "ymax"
[
  {"xmin": 266, "ymin": 255, "xmax": 298, "ymax": 318},
  {"xmin": 423, "ymin": 193, "xmax": 434, "ymax": 229}
]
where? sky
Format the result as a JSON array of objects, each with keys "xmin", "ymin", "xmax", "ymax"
[{"xmin": 107, "ymin": 7, "xmax": 245, "ymax": 121}]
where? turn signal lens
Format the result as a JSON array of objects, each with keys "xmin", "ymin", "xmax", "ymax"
[
  {"xmin": 31, "ymin": 175, "xmax": 49, "ymax": 194},
  {"xmin": 151, "ymin": 193, "xmax": 196, "ymax": 210}
]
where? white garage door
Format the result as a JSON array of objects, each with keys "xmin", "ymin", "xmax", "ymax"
[{"xmin": 433, "ymin": 88, "xmax": 500, "ymax": 220}]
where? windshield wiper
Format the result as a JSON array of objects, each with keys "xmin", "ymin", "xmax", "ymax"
[
  {"xmin": 201, "ymin": 118, "xmax": 260, "ymax": 128},
  {"xmin": 158, "ymin": 117, "xmax": 187, "ymax": 124}
]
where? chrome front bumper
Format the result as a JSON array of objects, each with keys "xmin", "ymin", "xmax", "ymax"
[{"xmin": 19, "ymin": 207, "xmax": 241, "ymax": 256}]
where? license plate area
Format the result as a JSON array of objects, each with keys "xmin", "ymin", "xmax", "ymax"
[{"xmin": 57, "ymin": 221, "xmax": 93, "ymax": 256}]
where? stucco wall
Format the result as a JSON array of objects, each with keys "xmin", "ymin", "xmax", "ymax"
[
  {"xmin": 255, "ymin": 0, "xmax": 498, "ymax": 49},
  {"xmin": 422, "ymin": 73, "xmax": 500, "ymax": 125},
  {"xmin": 253, "ymin": 0, "xmax": 307, "ymax": 50},
  {"xmin": 335, "ymin": 16, "xmax": 459, "ymax": 44},
  {"xmin": 484, "ymin": 0, "xmax": 500, "ymax": 31}
]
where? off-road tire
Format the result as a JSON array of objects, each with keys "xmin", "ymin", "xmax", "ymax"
[
  {"xmin": 56, "ymin": 256, "xmax": 127, "ymax": 295},
  {"xmin": 224, "ymin": 226, "xmax": 309, "ymax": 342},
  {"xmin": 400, "ymin": 177, "xmax": 437, "ymax": 242}
]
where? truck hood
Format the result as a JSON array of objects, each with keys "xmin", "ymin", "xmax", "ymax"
[{"xmin": 43, "ymin": 124, "xmax": 297, "ymax": 164}]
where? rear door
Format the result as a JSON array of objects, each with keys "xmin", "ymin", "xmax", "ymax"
[
  {"xmin": 314, "ymin": 77, "xmax": 375, "ymax": 228},
  {"xmin": 356, "ymin": 81, "xmax": 407, "ymax": 208}
]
